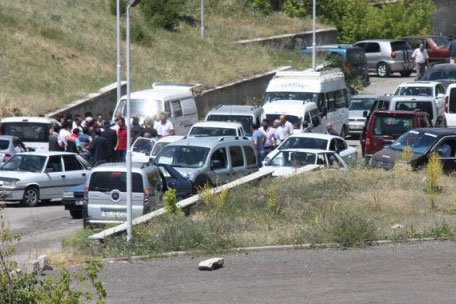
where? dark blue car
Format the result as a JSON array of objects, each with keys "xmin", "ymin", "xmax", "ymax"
[{"xmin": 63, "ymin": 164, "xmax": 192, "ymax": 219}]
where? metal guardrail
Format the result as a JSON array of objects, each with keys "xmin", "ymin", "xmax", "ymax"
[{"xmin": 88, "ymin": 168, "xmax": 275, "ymax": 241}]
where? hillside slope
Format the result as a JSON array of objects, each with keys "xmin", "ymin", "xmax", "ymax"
[{"xmin": 0, "ymin": 0, "xmax": 314, "ymax": 115}]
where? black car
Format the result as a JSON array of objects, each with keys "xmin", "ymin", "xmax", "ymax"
[
  {"xmin": 370, "ymin": 128, "xmax": 456, "ymax": 172},
  {"xmin": 63, "ymin": 184, "xmax": 85, "ymax": 219},
  {"xmin": 421, "ymin": 64, "xmax": 456, "ymax": 89}
]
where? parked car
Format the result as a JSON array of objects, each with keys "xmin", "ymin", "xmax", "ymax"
[
  {"xmin": 389, "ymin": 95, "xmax": 443, "ymax": 126},
  {"xmin": 444, "ymin": 83, "xmax": 456, "ymax": 127},
  {"xmin": 149, "ymin": 135, "xmax": 185, "ymax": 162},
  {"xmin": 370, "ymin": 128, "xmax": 456, "ymax": 172},
  {"xmin": 0, "ymin": 135, "xmax": 25, "ymax": 163},
  {"xmin": 83, "ymin": 163, "xmax": 166, "ymax": 226},
  {"xmin": 0, "ymin": 117, "xmax": 58, "ymax": 152},
  {"xmin": 155, "ymin": 136, "xmax": 258, "ymax": 191},
  {"xmin": 348, "ymin": 95, "xmax": 377, "ymax": 136},
  {"xmin": 62, "ymin": 184, "xmax": 85, "ymax": 219},
  {"xmin": 132, "ymin": 137, "xmax": 157, "ymax": 164},
  {"xmin": 262, "ymin": 149, "xmax": 348, "ymax": 177},
  {"xmin": 157, "ymin": 164, "xmax": 193, "ymax": 199},
  {"xmin": 112, "ymin": 83, "xmax": 199, "ymax": 135},
  {"xmin": 362, "ymin": 111, "xmax": 431, "ymax": 158},
  {"xmin": 300, "ymin": 44, "xmax": 370, "ymax": 86},
  {"xmin": 394, "ymin": 81, "xmax": 446, "ymax": 114},
  {"xmin": 354, "ymin": 39, "xmax": 413, "ymax": 77},
  {"xmin": 420, "ymin": 64, "xmax": 456, "ymax": 89},
  {"xmin": 403, "ymin": 35, "xmax": 450, "ymax": 64},
  {"xmin": 187, "ymin": 121, "xmax": 245, "ymax": 137},
  {"xmin": 0, "ymin": 152, "xmax": 91, "ymax": 206},
  {"xmin": 264, "ymin": 133, "xmax": 357, "ymax": 164},
  {"xmin": 205, "ymin": 105, "xmax": 264, "ymax": 136}
]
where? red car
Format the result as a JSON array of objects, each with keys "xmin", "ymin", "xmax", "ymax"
[
  {"xmin": 403, "ymin": 35, "xmax": 450, "ymax": 64},
  {"xmin": 363, "ymin": 110, "xmax": 431, "ymax": 158}
]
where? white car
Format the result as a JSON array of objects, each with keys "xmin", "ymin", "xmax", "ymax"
[
  {"xmin": 150, "ymin": 136, "xmax": 185, "ymax": 162},
  {"xmin": 264, "ymin": 133, "xmax": 357, "ymax": 164},
  {"xmin": 444, "ymin": 83, "xmax": 456, "ymax": 127},
  {"xmin": 262, "ymin": 149, "xmax": 348, "ymax": 177},
  {"xmin": 132, "ymin": 137, "xmax": 157, "ymax": 164},
  {"xmin": 394, "ymin": 81, "xmax": 446, "ymax": 116},
  {"xmin": 187, "ymin": 121, "xmax": 245, "ymax": 137}
]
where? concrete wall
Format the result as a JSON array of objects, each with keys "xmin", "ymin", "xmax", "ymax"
[
  {"xmin": 46, "ymin": 82, "xmax": 126, "ymax": 120},
  {"xmin": 235, "ymin": 28, "xmax": 338, "ymax": 50}
]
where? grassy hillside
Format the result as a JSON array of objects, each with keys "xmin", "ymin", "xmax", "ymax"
[{"xmin": 0, "ymin": 0, "xmax": 316, "ymax": 116}]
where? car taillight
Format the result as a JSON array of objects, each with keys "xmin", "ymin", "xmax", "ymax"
[
  {"xmin": 445, "ymin": 96, "xmax": 449, "ymax": 113},
  {"xmin": 3, "ymin": 153, "xmax": 11, "ymax": 162},
  {"xmin": 365, "ymin": 136, "xmax": 371, "ymax": 146},
  {"xmin": 391, "ymin": 51, "xmax": 396, "ymax": 58},
  {"xmin": 83, "ymin": 187, "xmax": 88, "ymax": 205},
  {"xmin": 143, "ymin": 189, "xmax": 150, "ymax": 206}
]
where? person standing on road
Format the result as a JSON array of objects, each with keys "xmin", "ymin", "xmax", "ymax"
[
  {"xmin": 277, "ymin": 115, "xmax": 293, "ymax": 142},
  {"xmin": 156, "ymin": 112, "xmax": 175, "ymax": 137},
  {"xmin": 114, "ymin": 117, "xmax": 127, "ymax": 162},
  {"xmin": 48, "ymin": 125, "xmax": 61, "ymax": 151},
  {"xmin": 449, "ymin": 38, "xmax": 456, "ymax": 64},
  {"xmin": 325, "ymin": 122, "xmax": 338, "ymax": 136},
  {"xmin": 101, "ymin": 121, "xmax": 117, "ymax": 162},
  {"xmin": 412, "ymin": 43, "xmax": 429, "ymax": 80},
  {"xmin": 58, "ymin": 120, "xmax": 72, "ymax": 151},
  {"xmin": 89, "ymin": 128, "xmax": 108, "ymax": 166},
  {"xmin": 260, "ymin": 119, "xmax": 277, "ymax": 154},
  {"xmin": 252, "ymin": 123, "xmax": 265, "ymax": 166}
]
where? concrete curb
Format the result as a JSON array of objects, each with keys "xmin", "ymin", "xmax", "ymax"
[{"xmin": 101, "ymin": 237, "xmax": 442, "ymax": 263}]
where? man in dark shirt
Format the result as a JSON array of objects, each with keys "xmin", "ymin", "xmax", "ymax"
[
  {"xmin": 89, "ymin": 128, "xmax": 108, "ymax": 166},
  {"xmin": 101, "ymin": 120, "xmax": 117, "ymax": 162},
  {"xmin": 48, "ymin": 125, "xmax": 61, "ymax": 151},
  {"xmin": 131, "ymin": 117, "xmax": 144, "ymax": 142}
]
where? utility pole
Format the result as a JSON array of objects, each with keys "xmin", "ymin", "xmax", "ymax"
[{"xmin": 312, "ymin": 0, "xmax": 317, "ymax": 71}]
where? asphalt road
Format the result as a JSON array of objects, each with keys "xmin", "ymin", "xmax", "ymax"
[
  {"xmin": 2, "ymin": 202, "xmax": 81, "ymax": 267},
  {"xmin": 99, "ymin": 241, "xmax": 456, "ymax": 304}
]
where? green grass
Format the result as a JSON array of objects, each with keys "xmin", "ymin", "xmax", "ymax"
[
  {"xmin": 0, "ymin": 0, "xmax": 317, "ymax": 115},
  {"xmin": 65, "ymin": 167, "xmax": 456, "ymax": 258}
]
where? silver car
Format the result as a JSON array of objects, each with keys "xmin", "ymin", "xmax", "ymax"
[
  {"xmin": 0, "ymin": 152, "xmax": 91, "ymax": 206},
  {"xmin": 354, "ymin": 40, "xmax": 413, "ymax": 77},
  {"xmin": 348, "ymin": 95, "xmax": 377, "ymax": 136}
]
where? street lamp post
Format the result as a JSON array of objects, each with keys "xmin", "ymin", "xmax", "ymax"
[
  {"xmin": 312, "ymin": 0, "xmax": 316, "ymax": 71},
  {"xmin": 200, "ymin": 0, "xmax": 205, "ymax": 38},
  {"xmin": 126, "ymin": 0, "xmax": 141, "ymax": 242},
  {"xmin": 116, "ymin": 0, "xmax": 121, "ymax": 107}
]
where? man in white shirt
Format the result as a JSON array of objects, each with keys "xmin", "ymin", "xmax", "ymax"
[
  {"xmin": 279, "ymin": 115, "xmax": 294, "ymax": 139},
  {"xmin": 156, "ymin": 112, "xmax": 175, "ymax": 137},
  {"xmin": 58, "ymin": 120, "xmax": 71, "ymax": 151},
  {"xmin": 412, "ymin": 43, "xmax": 429, "ymax": 80}
]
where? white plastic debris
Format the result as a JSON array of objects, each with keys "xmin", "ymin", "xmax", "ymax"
[{"xmin": 198, "ymin": 257, "xmax": 224, "ymax": 271}]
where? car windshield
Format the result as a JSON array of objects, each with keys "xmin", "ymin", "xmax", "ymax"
[
  {"xmin": 423, "ymin": 69, "xmax": 456, "ymax": 82},
  {"xmin": 390, "ymin": 130, "xmax": 438, "ymax": 154},
  {"xmin": 189, "ymin": 127, "xmax": 237, "ymax": 137},
  {"xmin": 395, "ymin": 87, "xmax": 433, "ymax": 97},
  {"xmin": 349, "ymin": 98, "xmax": 375, "ymax": 110},
  {"xmin": 1, "ymin": 155, "xmax": 46, "ymax": 172},
  {"xmin": 264, "ymin": 92, "xmax": 317, "ymax": 103},
  {"xmin": 206, "ymin": 115, "xmax": 253, "ymax": 136},
  {"xmin": 432, "ymin": 36, "xmax": 449, "ymax": 48},
  {"xmin": 265, "ymin": 114, "xmax": 302, "ymax": 129},
  {"xmin": 89, "ymin": 172, "xmax": 143, "ymax": 192},
  {"xmin": 1, "ymin": 123, "xmax": 49, "ymax": 143},
  {"xmin": 268, "ymin": 151, "xmax": 316, "ymax": 167},
  {"xmin": 132, "ymin": 138, "xmax": 156, "ymax": 155},
  {"xmin": 394, "ymin": 101, "xmax": 433, "ymax": 120},
  {"xmin": 374, "ymin": 116, "xmax": 414, "ymax": 137},
  {"xmin": 279, "ymin": 137, "xmax": 328, "ymax": 150},
  {"xmin": 116, "ymin": 99, "xmax": 161, "ymax": 118},
  {"xmin": 156, "ymin": 146, "xmax": 210, "ymax": 168},
  {"xmin": 0, "ymin": 139, "xmax": 10, "ymax": 150}
]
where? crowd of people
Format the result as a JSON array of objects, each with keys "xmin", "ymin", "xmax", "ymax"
[
  {"xmin": 251, "ymin": 115, "xmax": 338, "ymax": 166},
  {"xmin": 49, "ymin": 111, "xmax": 175, "ymax": 165}
]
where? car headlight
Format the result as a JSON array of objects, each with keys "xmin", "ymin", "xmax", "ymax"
[
  {"xmin": 3, "ymin": 181, "xmax": 16, "ymax": 187},
  {"xmin": 62, "ymin": 192, "xmax": 74, "ymax": 199}
]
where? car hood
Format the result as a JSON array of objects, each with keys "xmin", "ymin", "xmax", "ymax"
[
  {"xmin": 0, "ymin": 170, "xmax": 41, "ymax": 181},
  {"xmin": 349, "ymin": 110, "xmax": 367, "ymax": 118},
  {"xmin": 173, "ymin": 167, "xmax": 199, "ymax": 179},
  {"xmin": 371, "ymin": 147, "xmax": 422, "ymax": 169}
]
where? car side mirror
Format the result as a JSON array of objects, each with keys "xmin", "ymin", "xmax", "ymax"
[
  {"xmin": 363, "ymin": 110, "xmax": 368, "ymax": 118},
  {"xmin": 45, "ymin": 168, "xmax": 54, "ymax": 173}
]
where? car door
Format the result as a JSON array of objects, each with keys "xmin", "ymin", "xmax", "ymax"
[
  {"xmin": 229, "ymin": 146, "xmax": 246, "ymax": 180},
  {"xmin": 209, "ymin": 147, "xmax": 231, "ymax": 185},
  {"xmin": 62, "ymin": 154, "xmax": 88, "ymax": 187},
  {"xmin": 432, "ymin": 137, "xmax": 456, "ymax": 172},
  {"xmin": 335, "ymin": 138, "xmax": 356, "ymax": 163},
  {"xmin": 41, "ymin": 155, "xmax": 65, "ymax": 199},
  {"xmin": 363, "ymin": 42, "xmax": 381, "ymax": 70}
]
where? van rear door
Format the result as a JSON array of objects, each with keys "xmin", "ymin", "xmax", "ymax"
[{"xmin": 446, "ymin": 86, "xmax": 456, "ymax": 127}]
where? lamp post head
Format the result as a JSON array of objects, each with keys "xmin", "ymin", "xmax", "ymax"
[{"xmin": 129, "ymin": 0, "xmax": 141, "ymax": 7}]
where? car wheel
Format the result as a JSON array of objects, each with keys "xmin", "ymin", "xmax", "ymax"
[
  {"xmin": 192, "ymin": 176, "xmax": 213, "ymax": 194},
  {"xmin": 400, "ymin": 70, "xmax": 412, "ymax": 77},
  {"xmin": 340, "ymin": 125, "xmax": 348, "ymax": 139},
  {"xmin": 22, "ymin": 187, "xmax": 39, "ymax": 207},
  {"xmin": 377, "ymin": 62, "xmax": 390, "ymax": 77},
  {"xmin": 69, "ymin": 209, "xmax": 83, "ymax": 219}
]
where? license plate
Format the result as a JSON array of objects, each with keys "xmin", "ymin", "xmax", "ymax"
[
  {"xmin": 101, "ymin": 211, "xmax": 126, "ymax": 218},
  {"xmin": 75, "ymin": 200, "xmax": 83, "ymax": 206}
]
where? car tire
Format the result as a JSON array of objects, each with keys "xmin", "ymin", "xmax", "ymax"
[
  {"xmin": 340, "ymin": 125, "xmax": 348, "ymax": 139},
  {"xmin": 69, "ymin": 209, "xmax": 83, "ymax": 219},
  {"xmin": 22, "ymin": 186, "xmax": 39, "ymax": 207},
  {"xmin": 377, "ymin": 62, "xmax": 390, "ymax": 77},
  {"xmin": 192, "ymin": 176, "xmax": 213, "ymax": 194},
  {"xmin": 400, "ymin": 70, "xmax": 412, "ymax": 77}
]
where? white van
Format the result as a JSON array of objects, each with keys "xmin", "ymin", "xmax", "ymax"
[
  {"xmin": 205, "ymin": 105, "xmax": 264, "ymax": 136},
  {"xmin": 187, "ymin": 121, "xmax": 245, "ymax": 137},
  {"xmin": 264, "ymin": 69, "xmax": 349, "ymax": 136},
  {"xmin": 0, "ymin": 117, "xmax": 58, "ymax": 152},
  {"xmin": 262, "ymin": 101, "xmax": 324, "ymax": 132},
  {"xmin": 445, "ymin": 84, "xmax": 456, "ymax": 127},
  {"xmin": 112, "ymin": 83, "xmax": 199, "ymax": 135}
]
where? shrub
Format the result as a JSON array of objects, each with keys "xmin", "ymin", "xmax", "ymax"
[
  {"xmin": 164, "ymin": 188, "xmax": 183, "ymax": 216},
  {"xmin": 426, "ymin": 152, "xmax": 443, "ymax": 209},
  {"xmin": 140, "ymin": 0, "xmax": 185, "ymax": 30}
]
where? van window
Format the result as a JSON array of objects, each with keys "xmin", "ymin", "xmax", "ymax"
[
  {"xmin": 335, "ymin": 90, "xmax": 347, "ymax": 108},
  {"xmin": 230, "ymin": 146, "xmax": 244, "ymax": 167},
  {"xmin": 265, "ymin": 114, "xmax": 301, "ymax": 129},
  {"xmin": 244, "ymin": 146, "xmax": 257, "ymax": 166},
  {"xmin": 189, "ymin": 127, "xmax": 237, "ymax": 137},
  {"xmin": 395, "ymin": 101, "xmax": 433, "ymax": 120},
  {"xmin": 181, "ymin": 98, "xmax": 196, "ymax": 116},
  {"xmin": 156, "ymin": 146, "xmax": 210, "ymax": 168},
  {"xmin": 264, "ymin": 92, "xmax": 317, "ymax": 103},
  {"xmin": 117, "ymin": 99, "xmax": 161, "ymax": 118},
  {"xmin": 310, "ymin": 110, "xmax": 321, "ymax": 127},
  {"xmin": 170, "ymin": 100, "xmax": 183, "ymax": 117},
  {"xmin": 326, "ymin": 92, "xmax": 336, "ymax": 112},
  {"xmin": 449, "ymin": 88, "xmax": 456, "ymax": 113},
  {"xmin": 210, "ymin": 148, "xmax": 227, "ymax": 170},
  {"xmin": 46, "ymin": 156, "xmax": 62, "ymax": 172},
  {"xmin": 1, "ymin": 122, "xmax": 49, "ymax": 143},
  {"xmin": 395, "ymin": 86, "xmax": 433, "ymax": 97},
  {"xmin": 63, "ymin": 155, "xmax": 83, "ymax": 171},
  {"xmin": 436, "ymin": 84, "xmax": 445, "ymax": 96},
  {"xmin": 336, "ymin": 139, "xmax": 347, "ymax": 151},
  {"xmin": 89, "ymin": 172, "xmax": 143, "ymax": 192}
]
